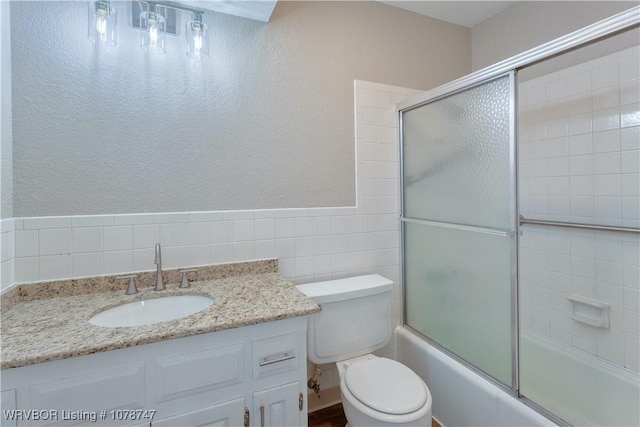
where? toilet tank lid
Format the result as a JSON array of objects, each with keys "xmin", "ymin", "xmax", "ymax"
[{"xmin": 296, "ymin": 274, "xmax": 393, "ymax": 304}]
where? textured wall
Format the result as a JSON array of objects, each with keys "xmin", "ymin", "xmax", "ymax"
[
  {"xmin": 10, "ymin": 1, "xmax": 470, "ymax": 217},
  {"xmin": 471, "ymin": 1, "xmax": 639, "ymax": 71},
  {"xmin": 1, "ymin": 2, "xmax": 12, "ymax": 219}
]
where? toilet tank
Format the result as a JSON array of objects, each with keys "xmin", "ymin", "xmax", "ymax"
[{"xmin": 296, "ymin": 275, "xmax": 393, "ymax": 364}]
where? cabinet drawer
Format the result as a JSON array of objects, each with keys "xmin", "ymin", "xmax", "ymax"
[
  {"xmin": 155, "ymin": 343, "xmax": 244, "ymax": 403},
  {"xmin": 252, "ymin": 333, "xmax": 298, "ymax": 379},
  {"xmin": 30, "ymin": 363, "xmax": 145, "ymax": 426}
]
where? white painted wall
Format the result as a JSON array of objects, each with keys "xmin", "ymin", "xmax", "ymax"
[
  {"xmin": 8, "ymin": 1, "xmax": 470, "ymax": 217},
  {"xmin": 471, "ymin": 1, "xmax": 638, "ymax": 71}
]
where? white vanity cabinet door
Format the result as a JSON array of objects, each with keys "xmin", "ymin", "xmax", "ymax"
[
  {"xmin": 1, "ymin": 389, "xmax": 17, "ymax": 427},
  {"xmin": 253, "ymin": 382, "xmax": 303, "ymax": 427},
  {"xmin": 152, "ymin": 397, "xmax": 245, "ymax": 427}
]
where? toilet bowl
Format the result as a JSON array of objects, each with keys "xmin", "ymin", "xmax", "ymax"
[
  {"xmin": 296, "ymin": 275, "xmax": 433, "ymax": 426},
  {"xmin": 337, "ymin": 354, "xmax": 432, "ymax": 427}
]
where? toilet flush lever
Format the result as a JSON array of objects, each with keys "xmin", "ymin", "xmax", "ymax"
[{"xmin": 179, "ymin": 268, "xmax": 198, "ymax": 288}]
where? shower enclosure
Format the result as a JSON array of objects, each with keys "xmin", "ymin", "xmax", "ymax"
[{"xmin": 398, "ymin": 8, "xmax": 639, "ymax": 426}]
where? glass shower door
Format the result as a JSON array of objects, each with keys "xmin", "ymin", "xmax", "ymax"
[{"xmin": 401, "ymin": 73, "xmax": 517, "ymax": 387}]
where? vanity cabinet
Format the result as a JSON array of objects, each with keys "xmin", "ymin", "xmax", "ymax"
[{"xmin": 0, "ymin": 317, "xmax": 308, "ymax": 427}]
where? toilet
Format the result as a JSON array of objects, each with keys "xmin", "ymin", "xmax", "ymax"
[{"xmin": 297, "ymin": 274, "xmax": 432, "ymax": 426}]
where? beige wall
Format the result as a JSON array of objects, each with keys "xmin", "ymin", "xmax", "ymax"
[
  {"xmin": 1, "ymin": 1, "xmax": 12, "ymax": 219},
  {"xmin": 472, "ymin": 1, "xmax": 638, "ymax": 71},
  {"xmin": 9, "ymin": 1, "xmax": 470, "ymax": 217}
]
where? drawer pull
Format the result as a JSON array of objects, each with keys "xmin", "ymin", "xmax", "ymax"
[{"xmin": 259, "ymin": 352, "xmax": 296, "ymax": 366}]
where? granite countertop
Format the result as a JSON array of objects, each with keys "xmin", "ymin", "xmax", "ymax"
[{"xmin": 1, "ymin": 264, "xmax": 320, "ymax": 370}]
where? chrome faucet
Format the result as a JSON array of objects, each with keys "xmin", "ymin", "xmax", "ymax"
[{"xmin": 154, "ymin": 243, "xmax": 165, "ymax": 291}]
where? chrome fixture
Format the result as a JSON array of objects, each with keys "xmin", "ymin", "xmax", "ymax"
[
  {"xmin": 154, "ymin": 243, "xmax": 165, "ymax": 291},
  {"xmin": 88, "ymin": 0, "xmax": 117, "ymax": 46},
  {"xmin": 179, "ymin": 268, "xmax": 198, "ymax": 288},
  {"xmin": 117, "ymin": 274, "xmax": 138, "ymax": 295}
]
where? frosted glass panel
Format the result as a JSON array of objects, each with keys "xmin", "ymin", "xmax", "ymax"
[
  {"xmin": 402, "ymin": 75, "xmax": 512, "ymax": 229},
  {"xmin": 404, "ymin": 222, "xmax": 512, "ymax": 385}
]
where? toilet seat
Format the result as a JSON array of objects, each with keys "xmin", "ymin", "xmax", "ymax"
[{"xmin": 344, "ymin": 357, "xmax": 427, "ymax": 415}]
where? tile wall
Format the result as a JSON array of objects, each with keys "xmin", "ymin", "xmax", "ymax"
[
  {"xmin": 519, "ymin": 46, "xmax": 640, "ymax": 373},
  {"xmin": 0, "ymin": 80, "xmax": 420, "ymax": 389}
]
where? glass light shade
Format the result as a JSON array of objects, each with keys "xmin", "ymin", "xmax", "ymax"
[
  {"xmin": 185, "ymin": 15, "xmax": 208, "ymax": 59},
  {"xmin": 140, "ymin": 10, "xmax": 166, "ymax": 54},
  {"xmin": 88, "ymin": 1, "xmax": 117, "ymax": 46}
]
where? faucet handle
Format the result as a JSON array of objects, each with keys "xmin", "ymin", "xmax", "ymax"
[
  {"xmin": 179, "ymin": 268, "xmax": 199, "ymax": 288},
  {"xmin": 117, "ymin": 274, "xmax": 138, "ymax": 295}
]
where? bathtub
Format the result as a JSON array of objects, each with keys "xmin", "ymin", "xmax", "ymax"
[
  {"xmin": 520, "ymin": 331, "xmax": 639, "ymax": 427},
  {"xmin": 396, "ymin": 326, "xmax": 640, "ymax": 426},
  {"xmin": 396, "ymin": 326, "xmax": 553, "ymax": 427}
]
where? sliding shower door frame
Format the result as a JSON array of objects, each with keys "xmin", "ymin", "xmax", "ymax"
[
  {"xmin": 398, "ymin": 70, "xmax": 520, "ymax": 396},
  {"xmin": 397, "ymin": 6, "xmax": 639, "ymax": 426}
]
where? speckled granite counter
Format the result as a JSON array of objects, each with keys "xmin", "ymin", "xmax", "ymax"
[{"xmin": 1, "ymin": 262, "xmax": 320, "ymax": 370}]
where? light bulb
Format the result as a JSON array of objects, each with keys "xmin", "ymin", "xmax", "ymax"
[
  {"xmin": 95, "ymin": 14, "xmax": 107, "ymax": 36},
  {"xmin": 88, "ymin": 0, "xmax": 116, "ymax": 46},
  {"xmin": 149, "ymin": 20, "xmax": 158, "ymax": 46},
  {"xmin": 186, "ymin": 14, "xmax": 208, "ymax": 59},
  {"xmin": 140, "ymin": 9, "xmax": 166, "ymax": 54}
]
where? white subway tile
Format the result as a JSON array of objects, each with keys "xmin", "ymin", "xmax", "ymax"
[
  {"xmin": 154, "ymin": 213, "xmax": 189, "ymax": 223},
  {"xmin": 189, "ymin": 211, "xmax": 224, "ymax": 222},
  {"xmin": 314, "ymin": 255, "xmax": 332, "ymax": 275},
  {"xmin": 275, "ymin": 239, "xmax": 295, "ymax": 259},
  {"xmin": 621, "ymin": 104, "xmax": 640, "ymax": 128},
  {"xmin": 163, "ymin": 246, "xmax": 186, "ymax": 268},
  {"xmin": 186, "ymin": 222, "xmax": 210, "ymax": 246},
  {"xmin": 15, "ymin": 257, "xmax": 39, "ymax": 283},
  {"xmin": 621, "ymin": 126, "xmax": 640, "ymax": 151},
  {"xmin": 210, "ymin": 243, "xmax": 234, "ymax": 264},
  {"xmin": 132, "ymin": 224, "xmax": 160, "ymax": 249},
  {"xmin": 73, "ymin": 227, "xmax": 104, "ymax": 253},
  {"xmin": 295, "ymin": 237, "xmax": 314, "ymax": 257},
  {"xmin": 103, "ymin": 226, "xmax": 132, "ymax": 251},
  {"xmin": 72, "ymin": 252, "xmax": 103, "ymax": 277},
  {"xmin": 114, "ymin": 213, "xmax": 154, "ymax": 225},
  {"xmin": 595, "ymin": 174, "xmax": 622, "ymax": 196},
  {"xmin": 71, "ymin": 215, "xmax": 114, "ymax": 227},
  {"xmin": 39, "ymin": 254, "xmax": 71, "ymax": 281},
  {"xmin": 232, "ymin": 220, "xmax": 254, "ymax": 242},
  {"xmin": 15, "ymin": 230, "xmax": 39, "ymax": 258},
  {"xmin": 274, "ymin": 218, "xmax": 294, "ymax": 239},
  {"xmin": 39, "ymin": 228, "xmax": 72, "ymax": 256},
  {"xmin": 314, "ymin": 236, "xmax": 332, "ymax": 256},
  {"xmin": 254, "ymin": 240, "xmax": 276, "ymax": 259},
  {"xmin": 294, "ymin": 217, "xmax": 313, "ymax": 237},
  {"xmin": 23, "ymin": 216, "xmax": 71, "ymax": 230},
  {"xmin": 160, "ymin": 223, "xmax": 186, "ymax": 247},
  {"xmin": 210, "ymin": 221, "xmax": 233, "ymax": 243},
  {"xmin": 621, "ymin": 150, "xmax": 640, "ymax": 173},
  {"xmin": 313, "ymin": 217, "xmax": 332, "ymax": 236},
  {"xmin": 296, "ymin": 257, "xmax": 314, "ymax": 277},
  {"xmin": 593, "ymin": 107, "xmax": 620, "ymax": 132},
  {"xmin": 104, "ymin": 251, "xmax": 133, "ymax": 274},
  {"xmin": 222, "ymin": 210, "xmax": 254, "ymax": 221},
  {"xmin": 331, "ymin": 253, "xmax": 349, "ymax": 273},
  {"xmin": 569, "ymin": 133, "xmax": 593, "ymax": 155},
  {"xmin": 133, "ymin": 248, "xmax": 154, "ymax": 271},
  {"xmin": 186, "ymin": 245, "xmax": 210, "ymax": 266}
]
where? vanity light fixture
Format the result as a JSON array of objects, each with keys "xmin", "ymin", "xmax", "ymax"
[
  {"xmin": 88, "ymin": 1, "xmax": 209, "ymax": 60},
  {"xmin": 185, "ymin": 12, "xmax": 208, "ymax": 59},
  {"xmin": 88, "ymin": 0, "xmax": 117, "ymax": 46}
]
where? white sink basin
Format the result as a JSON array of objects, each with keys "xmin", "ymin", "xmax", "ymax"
[{"xmin": 89, "ymin": 295, "xmax": 214, "ymax": 327}]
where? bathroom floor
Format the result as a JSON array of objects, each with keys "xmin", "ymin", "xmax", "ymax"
[{"xmin": 308, "ymin": 403, "xmax": 441, "ymax": 427}]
